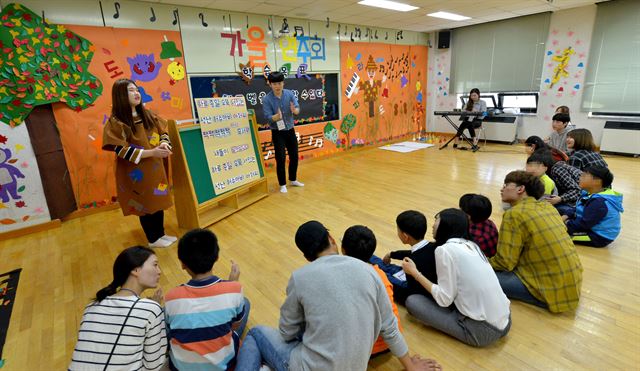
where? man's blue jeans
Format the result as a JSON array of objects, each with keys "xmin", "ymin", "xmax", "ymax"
[
  {"xmin": 494, "ymin": 271, "xmax": 547, "ymax": 309},
  {"xmin": 236, "ymin": 325, "xmax": 301, "ymax": 371}
]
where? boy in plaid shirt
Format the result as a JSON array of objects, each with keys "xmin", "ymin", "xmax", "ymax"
[{"xmin": 459, "ymin": 194, "xmax": 498, "ymax": 257}]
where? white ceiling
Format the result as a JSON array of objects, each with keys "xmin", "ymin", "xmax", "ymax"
[{"xmin": 139, "ymin": 0, "xmax": 604, "ymax": 32}]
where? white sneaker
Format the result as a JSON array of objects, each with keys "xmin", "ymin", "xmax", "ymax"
[
  {"xmin": 148, "ymin": 237, "xmax": 173, "ymax": 248},
  {"xmin": 280, "ymin": 185, "xmax": 288, "ymax": 193},
  {"xmin": 290, "ymin": 180, "xmax": 304, "ymax": 187},
  {"xmin": 160, "ymin": 235, "xmax": 178, "ymax": 244},
  {"xmin": 259, "ymin": 365, "xmax": 273, "ymax": 371}
]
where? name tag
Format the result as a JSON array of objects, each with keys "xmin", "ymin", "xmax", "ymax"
[{"xmin": 276, "ymin": 120, "xmax": 286, "ymax": 131}]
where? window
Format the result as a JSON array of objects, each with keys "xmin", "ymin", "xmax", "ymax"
[
  {"xmin": 498, "ymin": 92, "xmax": 538, "ymax": 114},
  {"xmin": 582, "ymin": 0, "xmax": 640, "ymax": 115},
  {"xmin": 450, "ymin": 13, "xmax": 550, "ymax": 94}
]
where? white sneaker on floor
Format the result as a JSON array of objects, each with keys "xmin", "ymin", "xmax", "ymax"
[
  {"xmin": 160, "ymin": 235, "xmax": 178, "ymax": 244},
  {"xmin": 290, "ymin": 180, "xmax": 304, "ymax": 187},
  {"xmin": 280, "ymin": 185, "xmax": 288, "ymax": 193},
  {"xmin": 148, "ymin": 237, "xmax": 173, "ymax": 248}
]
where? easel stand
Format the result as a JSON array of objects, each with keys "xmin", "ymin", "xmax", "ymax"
[{"xmin": 168, "ymin": 120, "xmax": 269, "ymax": 230}]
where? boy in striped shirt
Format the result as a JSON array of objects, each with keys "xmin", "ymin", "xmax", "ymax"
[{"xmin": 165, "ymin": 229, "xmax": 250, "ymax": 370}]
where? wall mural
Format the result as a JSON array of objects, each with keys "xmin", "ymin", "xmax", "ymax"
[
  {"xmin": 52, "ymin": 26, "xmax": 192, "ymax": 210},
  {"xmin": 541, "ymin": 27, "xmax": 588, "ymax": 121},
  {"xmin": 0, "ymin": 122, "xmax": 51, "ymax": 232},
  {"xmin": 339, "ymin": 42, "xmax": 427, "ymax": 149},
  {"xmin": 256, "ymin": 42, "xmax": 428, "ymax": 168},
  {"xmin": 0, "ymin": 3, "xmax": 102, "ymax": 127}
]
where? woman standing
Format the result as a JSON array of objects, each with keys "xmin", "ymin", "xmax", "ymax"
[
  {"xmin": 69, "ymin": 246, "xmax": 167, "ymax": 370},
  {"xmin": 402, "ymin": 209, "xmax": 511, "ymax": 347},
  {"xmin": 454, "ymin": 88, "xmax": 486, "ymax": 152},
  {"xmin": 103, "ymin": 79, "xmax": 176, "ymax": 248}
]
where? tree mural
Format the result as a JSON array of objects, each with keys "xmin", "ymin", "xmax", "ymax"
[{"xmin": 0, "ymin": 3, "xmax": 102, "ymax": 126}]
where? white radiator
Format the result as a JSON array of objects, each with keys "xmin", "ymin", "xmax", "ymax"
[
  {"xmin": 600, "ymin": 121, "xmax": 640, "ymax": 155},
  {"xmin": 481, "ymin": 115, "xmax": 518, "ymax": 144}
]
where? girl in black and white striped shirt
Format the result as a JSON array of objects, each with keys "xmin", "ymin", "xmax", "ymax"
[{"xmin": 69, "ymin": 246, "xmax": 167, "ymax": 370}]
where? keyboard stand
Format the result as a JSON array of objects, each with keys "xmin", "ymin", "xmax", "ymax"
[{"xmin": 438, "ymin": 113, "xmax": 476, "ymax": 150}]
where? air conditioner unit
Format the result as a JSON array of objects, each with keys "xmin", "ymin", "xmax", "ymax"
[{"xmin": 600, "ymin": 121, "xmax": 640, "ymax": 156}]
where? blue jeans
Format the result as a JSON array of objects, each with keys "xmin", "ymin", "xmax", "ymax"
[
  {"xmin": 369, "ymin": 255, "xmax": 410, "ymax": 302},
  {"xmin": 236, "ymin": 326, "xmax": 301, "ymax": 371},
  {"xmin": 494, "ymin": 271, "xmax": 547, "ymax": 309},
  {"xmin": 237, "ymin": 298, "xmax": 251, "ymax": 338}
]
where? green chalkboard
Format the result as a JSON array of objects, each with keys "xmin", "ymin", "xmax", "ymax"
[{"xmin": 178, "ymin": 124, "xmax": 265, "ymax": 205}]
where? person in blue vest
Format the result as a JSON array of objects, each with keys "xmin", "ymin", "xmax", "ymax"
[
  {"xmin": 262, "ymin": 72, "xmax": 305, "ymax": 193},
  {"xmin": 562, "ymin": 166, "xmax": 623, "ymax": 247}
]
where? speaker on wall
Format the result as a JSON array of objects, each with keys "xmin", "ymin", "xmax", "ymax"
[{"xmin": 438, "ymin": 31, "xmax": 450, "ymax": 49}]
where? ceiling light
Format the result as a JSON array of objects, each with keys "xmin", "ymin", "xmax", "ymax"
[
  {"xmin": 427, "ymin": 11, "xmax": 470, "ymax": 21},
  {"xmin": 358, "ymin": 0, "xmax": 419, "ymax": 12}
]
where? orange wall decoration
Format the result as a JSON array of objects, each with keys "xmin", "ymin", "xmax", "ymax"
[
  {"xmin": 339, "ymin": 42, "xmax": 427, "ymax": 148},
  {"xmin": 258, "ymin": 42, "xmax": 428, "ymax": 167},
  {"xmin": 52, "ymin": 26, "xmax": 192, "ymax": 209}
]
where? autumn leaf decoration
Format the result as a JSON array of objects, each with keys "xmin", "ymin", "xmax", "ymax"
[{"xmin": 0, "ymin": 3, "xmax": 103, "ymax": 126}]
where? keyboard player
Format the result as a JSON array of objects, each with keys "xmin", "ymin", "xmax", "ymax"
[{"xmin": 454, "ymin": 88, "xmax": 486, "ymax": 152}]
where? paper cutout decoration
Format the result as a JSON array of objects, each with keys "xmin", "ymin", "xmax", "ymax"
[
  {"xmin": 166, "ymin": 61, "xmax": 185, "ymax": 85},
  {"xmin": 340, "ymin": 113, "xmax": 356, "ymax": 135},
  {"xmin": 0, "ymin": 148, "xmax": 24, "ymax": 203},
  {"xmin": 296, "ymin": 64, "xmax": 311, "ymax": 80},
  {"xmin": 549, "ymin": 46, "xmax": 574, "ymax": 88},
  {"xmin": 138, "ymin": 86, "xmax": 153, "ymax": 103},
  {"xmin": 0, "ymin": 3, "xmax": 103, "ymax": 126},
  {"xmin": 237, "ymin": 61, "xmax": 254, "ymax": 84},
  {"xmin": 280, "ymin": 63, "xmax": 291, "ymax": 77},
  {"xmin": 323, "ymin": 122, "xmax": 338, "ymax": 144},
  {"xmin": 160, "ymin": 35, "xmax": 182, "ymax": 59},
  {"xmin": 127, "ymin": 53, "xmax": 161, "ymax": 82},
  {"xmin": 263, "ymin": 63, "xmax": 272, "ymax": 80}
]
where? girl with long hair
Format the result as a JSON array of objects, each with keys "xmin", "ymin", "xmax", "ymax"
[
  {"xmin": 102, "ymin": 79, "xmax": 176, "ymax": 248},
  {"xmin": 69, "ymin": 246, "xmax": 167, "ymax": 370},
  {"xmin": 566, "ymin": 128, "xmax": 608, "ymax": 171},
  {"xmin": 454, "ymin": 88, "xmax": 486, "ymax": 152},
  {"xmin": 401, "ymin": 209, "xmax": 511, "ymax": 347}
]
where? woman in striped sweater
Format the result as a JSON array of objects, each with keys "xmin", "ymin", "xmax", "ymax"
[{"xmin": 69, "ymin": 246, "xmax": 167, "ymax": 370}]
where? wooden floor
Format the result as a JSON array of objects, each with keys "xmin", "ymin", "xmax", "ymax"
[{"xmin": 1, "ymin": 143, "xmax": 639, "ymax": 370}]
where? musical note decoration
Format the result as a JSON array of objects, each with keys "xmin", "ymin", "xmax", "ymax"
[
  {"xmin": 149, "ymin": 7, "xmax": 156, "ymax": 22},
  {"xmin": 198, "ymin": 12, "xmax": 208, "ymax": 27},
  {"xmin": 113, "ymin": 2, "xmax": 120, "ymax": 19},
  {"xmin": 172, "ymin": 9, "xmax": 179, "ymax": 25}
]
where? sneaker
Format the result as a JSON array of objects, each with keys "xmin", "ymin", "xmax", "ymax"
[
  {"xmin": 453, "ymin": 143, "xmax": 458, "ymax": 148},
  {"xmin": 290, "ymin": 180, "xmax": 304, "ymax": 187},
  {"xmin": 148, "ymin": 237, "xmax": 173, "ymax": 248},
  {"xmin": 160, "ymin": 235, "xmax": 178, "ymax": 244},
  {"xmin": 259, "ymin": 365, "xmax": 273, "ymax": 371},
  {"xmin": 280, "ymin": 185, "xmax": 288, "ymax": 193},
  {"xmin": 472, "ymin": 145, "xmax": 480, "ymax": 152}
]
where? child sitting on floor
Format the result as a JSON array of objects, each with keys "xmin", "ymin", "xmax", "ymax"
[
  {"xmin": 164, "ymin": 229, "xmax": 250, "ymax": 370},
  {"xmin": 369, "ymin": 210, "xmax": 437, "ymax": 304},
  {"xmin": 525, "ymin": 154, "xmax": 558, "ymax": 200},
  {"xmin": 563, "ymin": 166, "xmax": 623, "ymax": 248},
  {"xmin": 459, "ymin": 194, "xmax": 499, "ymax": 257},
  {"xmin": 341, "ymin": 225, "xmax": 402, "ymax": 356}
]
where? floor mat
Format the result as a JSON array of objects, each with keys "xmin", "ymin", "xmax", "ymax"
[{"xmin": 0, "ymin": 269, "xmax": 21, "ymax": 368}]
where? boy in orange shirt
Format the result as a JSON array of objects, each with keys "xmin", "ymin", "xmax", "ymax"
[{"xmin": 341, "ymin": 225, "xmax": 402, "ymax": 355}]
